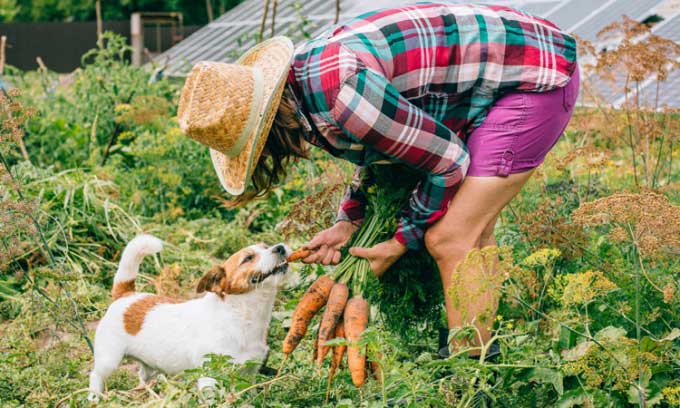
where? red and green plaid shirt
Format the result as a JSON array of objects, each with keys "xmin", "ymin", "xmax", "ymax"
[{"xmin": 288, "ymin": 2, "xmax": 577, "ymax": 249}]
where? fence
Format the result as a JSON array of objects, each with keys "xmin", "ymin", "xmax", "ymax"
[{"xmin": 0, "ymin": 21, "xmax": 201, "ymax": 72}]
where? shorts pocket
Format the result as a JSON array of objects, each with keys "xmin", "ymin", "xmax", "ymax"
[{"xmin": 480, "ymin": 92, "xmax": 528, "ymax": 130}]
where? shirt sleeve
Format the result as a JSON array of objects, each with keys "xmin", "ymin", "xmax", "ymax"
[
  {"xmin": 335, "ymin": 165, "xmax": 374, "ymax": 226},
  {"xmin": 330, "ymin": 69, "xmax": 470, "ymax": 250}
]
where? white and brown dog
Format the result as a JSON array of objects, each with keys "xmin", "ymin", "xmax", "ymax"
[{"xmin": 88, "ymin": 234, "xmax": 290, "ymax": 401}]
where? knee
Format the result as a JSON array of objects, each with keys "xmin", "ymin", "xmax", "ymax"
[
  {"xmin": 479, "ymin": 228, "xmax": 496, "ymax": 248},
  {"xmin": 424, "ymin": 227, "xmax": 476, "ymax": 261}
]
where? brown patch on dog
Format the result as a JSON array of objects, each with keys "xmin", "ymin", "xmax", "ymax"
[
  {"xmin": 123, "ymin": 295, "xmax": 182, "ymax": 335},
  {"xmin": 112, "ymin": 280, "xmax": 136, "ymax": 300},
  {"xmin": 196, "ymin": 247, "xmax": 262, "ymax": 298},
  {"xmin": 196, "ymin": 265, "xmax": 229, "ymax": 297}
]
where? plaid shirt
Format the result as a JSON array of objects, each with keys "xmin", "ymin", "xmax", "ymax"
[{"xmin": 288, "ymin": 2, "xmax": 577, "ymax": 249}]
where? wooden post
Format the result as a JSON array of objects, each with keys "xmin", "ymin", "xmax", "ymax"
[
  {"xmin": 95, "ymin": 0, "xmax": 103, "ymax": 47},
  {"xmin": 206, "ymin": 0, "xmax": 214, "ymax": 22},
  {"xmin": 270, "ymin": 0, "xmax": 278, "ymax": 37},
  {"xmin": 335, "ymin": 0, "xmax": 340, "ymax": 24},
  {"xmin": 0, "ymin": 36, "xmax": 6, "ymax": 76},
  {"xmin": 131, "ymin": 13, "xmax": 143, "ymax": 66},
  {"xmin": 259, "ymin": 0, "xmax": 270, "ymax": 41}
]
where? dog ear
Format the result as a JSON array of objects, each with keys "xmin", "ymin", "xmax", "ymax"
[{"xmin": 196, "ymin": 265, "xmax": 227, "ymax": 295}]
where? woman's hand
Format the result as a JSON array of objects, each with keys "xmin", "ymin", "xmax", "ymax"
[
  {"xmin": 349, "ymin": 238, "xmax": 407, "ymax": 278},
  {"xmin": 303, "ymin": 221, "xmax": 358, "ymax": 265}
]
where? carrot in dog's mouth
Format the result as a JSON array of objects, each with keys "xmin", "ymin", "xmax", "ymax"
[{"xmin": 250, "ymin": 261, "xmax": 288, "ymax": 284}]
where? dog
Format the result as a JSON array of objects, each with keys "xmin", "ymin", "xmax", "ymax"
[{"xmin": 87, "ymin": 234, "xmax": 290, "ymax": 401}]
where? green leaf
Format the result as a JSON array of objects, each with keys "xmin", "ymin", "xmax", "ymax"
[
  {"xmin": 559, "ymin": 325, "xmax": 577, "ymax": 350},
  {"xmin": 556, "ymin": 389, "xmax": 588, "ymax": 408},
  {"xmin": 640, "ymin": 336, "xmax": 658, "ymax": 352},
  {"xmin": 562, "ymin": 341, "xmax": 593, "ymax": 361},
  {"xmin": 595, "ymin": 326, "xmax": 627, "ymax": 342},
  {"xmin": 336, "ymin": 398, "xmax": 355, "ymax": 408},
  {"xmin": 660, "ymin": 328, "xmax": 680, "ymax": 342},
  {"xmin": 323, "ymin": 337, "xmax": 347, "ymax": 347},
  {"xmin": 528, "ymin": 367, "xmax": 564, "ymax": 395},
  {"xmin": 627, "ymin": 381, "xmax": 663, "ymax": 407}
]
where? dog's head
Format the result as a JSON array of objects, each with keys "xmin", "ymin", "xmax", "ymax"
[{"xmin": 196, "ymin": 243, "xmax": 290, "ymax": 297}]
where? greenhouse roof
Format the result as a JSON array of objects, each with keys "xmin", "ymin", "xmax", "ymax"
[{"xmin": 156, "ymin": 0, "xmax": 680, "ymax": 108}]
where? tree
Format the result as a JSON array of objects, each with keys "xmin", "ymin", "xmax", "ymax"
[
  {"xmin": 0, "ymin": 0, "xmax": 19, "ymax": 22},
  {"xmin": 12, "ymin": 0, "xmax": 242, "ymax": 25}
]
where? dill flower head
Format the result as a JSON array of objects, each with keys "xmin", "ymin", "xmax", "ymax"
[
  {"xmin": 662, "ymin": 385, "xmax": 680, "ymax": 407},
  {"xmin": 448, "ymin": 246, "xmax": 512, "ymax": 322},
  {"xmin": 573, "ymin": 193, "xmax": 680, "ymax": 258},
  {"xmin": 560, "ymin": 270, "xmax": 618, "ymax": 306},
  {"xmin": 662, "ymin": 283, "xmax": 676, "ymax": 305},
  {"xmin": 522, "ymin": 248, "xmax": 562, "ymax": 268},
  {"xmin": 556, "ymin": 146, "xmax": 610, "ymax": 173}
]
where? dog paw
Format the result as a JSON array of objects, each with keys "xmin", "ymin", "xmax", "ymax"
[{"xmin": 87, "ymin": 392, "xmax": 100, "ymax": 403}]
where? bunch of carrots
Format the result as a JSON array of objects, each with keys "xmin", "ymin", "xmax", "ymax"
[
  {"xmin": 283, "ymin": 251, "xmax": 374, "ymax": 391},
  {"xmin": 280, "ymin": 168, "xmax": 412, "ymax": 392}
]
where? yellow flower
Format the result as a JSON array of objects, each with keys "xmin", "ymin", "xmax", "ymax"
[
  {"xmin": 114, "ymin": 103, "xmax": 131, "ymax": 112},
  {"xmin": 561, "ymin": 270, "xmax": 617, "ymax": 306},
  {"xmin": 663, "ymin": 385, "xmax": 680, "ymax": 406},
  {"xmin": 522, "ymin": 248, "xmax": 562, "ymax": 267}
]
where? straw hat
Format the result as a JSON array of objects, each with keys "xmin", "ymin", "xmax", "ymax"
[{"xmin": 178, "ymin": 36, "xmax": 294, "ymax": 195}]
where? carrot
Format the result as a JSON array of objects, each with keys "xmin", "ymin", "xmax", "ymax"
[
  {"xmin": 282, "ymin": 275, "xmax": 335, "ymax": 355},
  {"xmin": 326, "ymin": 321, "xmax": 346, "ymax": 402},
  {"xmin": 316, "ymin": 283, "xmax": 349, "ymax": 368},
  {"xmin": 344, "ymin": 295, "xmax": 369, "ymax": 388},
  {"xmin": 287, "ymin": 248, "xmax": 312, "ymax": 262}
]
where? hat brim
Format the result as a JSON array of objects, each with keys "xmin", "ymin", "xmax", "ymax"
[{"xmin": 209, "ymin": 36, "xmax": 294, "ymax": 196}]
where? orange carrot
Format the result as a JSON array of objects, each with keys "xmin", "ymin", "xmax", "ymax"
[
  {"xmin": 316, "ymin": 283, "xmax": 349, "ymax": 368},
  {"xmin": 344, "ymin": 295, "xmax": 369, "ymax": 388},
  {"xmin": 326, "ymin": 321, "xmax": 346, "ymax": 402},
  {"xmin": 287, "ymin": 248, "xmax": 312, "ymax": 262},
  {"xmin": 282, "ymin": 275, "xmax": 335, "ymax": 355}
]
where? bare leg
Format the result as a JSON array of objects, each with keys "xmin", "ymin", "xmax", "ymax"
[{"xmin": 424, "ymin": 170, "xmax": 534, "ymax": 352}]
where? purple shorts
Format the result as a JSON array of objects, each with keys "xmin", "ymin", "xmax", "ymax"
[{"xmin": 466, "ymin": 66, "xmax": 580, "ymax": 177}]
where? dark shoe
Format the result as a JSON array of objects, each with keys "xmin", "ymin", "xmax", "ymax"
[
  {"xmin": 437, "ymin": 327, "xmax": 501, "ymax": 361},
  {"xmin": 257, "ymin": 350, "xmax": 277, "ymax": 376},
  {"xmin": 258, "ymin": 365, "xmax": 277, "ymax": 376}
]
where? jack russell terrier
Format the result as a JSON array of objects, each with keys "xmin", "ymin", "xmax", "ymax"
[{"xmin": 88, "ymin": 234, "xmax": 290, "ymax": 401}]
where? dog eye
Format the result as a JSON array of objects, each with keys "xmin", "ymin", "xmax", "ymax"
[{"xmin": 241, "ymin": 254, "xmax": 255, "ymax": 264}]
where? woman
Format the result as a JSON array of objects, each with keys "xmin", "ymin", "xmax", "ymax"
[{"xmin": 178, "ymin": 2, "xmax": 578, "ymax": 352}]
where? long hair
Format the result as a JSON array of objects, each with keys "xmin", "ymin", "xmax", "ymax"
[{"xmin": 230, "ymin": 87, "xmax": 308, "ymax": 205}]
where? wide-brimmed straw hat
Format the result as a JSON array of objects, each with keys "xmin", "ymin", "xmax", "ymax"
[{"xmin": 178, "ymin": 36, "xmax": 294, "ymax": 195}]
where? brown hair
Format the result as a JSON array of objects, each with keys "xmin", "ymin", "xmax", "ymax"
[{"xmin": 230, "ymin": 88, "xmax": 308, "ymax": 205}]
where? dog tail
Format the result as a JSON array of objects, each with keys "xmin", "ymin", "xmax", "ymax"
[{"xmin": 111, "ymin": 234, "xmax": 163, "ymax": 300}]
